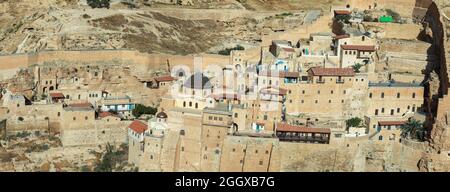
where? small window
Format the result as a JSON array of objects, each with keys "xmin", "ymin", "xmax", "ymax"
[
  {"xmin": 397, "ymin": 93, "xmax": 400, "ymax": 98},
  {"xmin": 412, "ymin": 93, "xmax": 416, "ymax": 98},
  {"xmin": 381, "ymin": 92, "xmax": 384, "ymax": 98},
  {"xmin": 329, "ymin": 100, "xmax": 331, "ymax": 103},
  {"xmin": 315, "ymin": 100, "xmax": 318, "ymax": 104},
  {"xmin": 381, "ymin": 108, "xmax": 385, "ymax": 113},
  {"xmin": 397, "ymin": 108, "xmax": 400, "ymax": 113},
  {"xmin": 369, "ymin": 93, "xmax": 372, "ymax": 98},
  {"xmin": 234, "ymin": 113, "xmax": 238, "ymax": 118},
  {"xmin": 85, "ymin": 116, "xmax": 88, "ymax": 120},
  {"xmin": 73, "ymin": 117, "xmax": 76, "ymax": 121},
  {"xmin": 255, "ymin": 150, "xmax": 258, "ymax": 154},
  {"xmin": 259, "ymin": 161, "xmax": 263, "ymax": 165}
]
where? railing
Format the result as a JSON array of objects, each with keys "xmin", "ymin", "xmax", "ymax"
[
  {"xmin": 336, "ymin": 79, "xmax": 345, "ymax": 84},
  {"xmin": 278, "ymin": 135, "xmax": 329, "ymax": 143}
]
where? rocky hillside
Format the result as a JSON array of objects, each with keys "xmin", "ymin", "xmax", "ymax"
[{"xmin": 0, "ymin": 0, "xmax": 339, "ymax": 55}]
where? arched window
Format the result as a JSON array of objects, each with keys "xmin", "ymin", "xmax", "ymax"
[
  {"xmin": 397, "ymin": 93, "xmax": 400, "ymax": 98},
  {"xmin": 189, "ymin": 102, "xmax": 192, "ymax": 107},
  {"xmin": 381, "ymin": 92, "xmax": 384, "ymax": 98},
  {"xmin": 412, "ymin": 93, "xmax": 416, "ymax": 98},
  {"xmin": 195, "ymin": 103, "xmax": 198, "ymax": 109}
]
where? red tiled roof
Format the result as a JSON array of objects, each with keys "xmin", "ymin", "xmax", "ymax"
[
  {"xmin": 276, "ymin": 123, "xmax": 331, "ymax": 134},
  {"xmin": 378, "ymin": 121, "xmax": 406, "ymax": 126},
  {"xmin": 335, "ymin": 34, "xmax": 350, "ymax": 40},
  {"xmin": 308, "ymin": 67, "xmax": 355, "ymax": 77},
  {"xmin": 282, "ymin": 47, "xmax": 295, "ymax": 52},
  {"xmin": 68, "ymin": 102, "xmax": 93, "ymax": 108},
  {"xmin": 99, "ymin": 111, "xmax": 114, "ymax": 118},
  {"xmin": 128, "ymin": 120, "xmax": 148, "ymax": 133},
  {"xmin": 334, "ymin": 10, "xmax": 351, "ymax": 15},
  {"xmin": 154, "ymin": 76, "xmax": 175, "ymax": 82},
  {"xmin": 341, "ymin": 45, "xmax": 376, "ymax": 51},
  {"xmin": 49, "ymin": 92, "xmax": 65, "ymax": 98}
]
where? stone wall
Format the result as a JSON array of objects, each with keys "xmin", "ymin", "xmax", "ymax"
[
  {"xmin": 0, "ymin": 50, "xmax": 230, "ymax": 81},
  {"xmin": 363, "ymin": 22, "xmax": 421, "ymax": 40}
]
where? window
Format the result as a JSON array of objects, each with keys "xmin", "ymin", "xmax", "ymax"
[
  {"xmin": 341, "ymin": 100, "xmax": 344, "ymax": 103},
  {"xmin": 302, "ymin": 90, "xmax": 305, "ymax": 94},
  {"xmin": 381, "ymin": 108, "xmax": 385, "ymax": 113},
  {"xmin": 265, "ymin": 150, "xmax": 269, "ymax": 154},
  {"xmin": 150, "ymin": 155, "xmax": 153, "ymax": 160},
  {"xmin": 317, "ymin": 90, "xmax": 320, "ymax": 94},
  {"xmin": 381, "ymin": 92, "xmax": 384, "ymax": 98},
  {"xmin": 259, "ymin": 161, "xmax": 263, "ymax": 165},
  {"xmin": 73, "ymin": 117, "xmax": 76, "ymax": 121},
  {"xmin": 195, "ymin": 103, "xmax": 198, "ymax": 109},
  {"xmin": 378, "ymin": 136, "xmax": 383, "ymax": 141},
  {"xmin": 343, "ymin": 90, "xmax": 346, "ymax": 94},
  {"xmin": 375, "ymin": 109, "xmax": 378, "ymax": 115},
  {"xmin": 219, "ymin": 117, "xmax": 223, "ymax": 121},
  {"xmin": 331, "ymin": 90, "xmax": 334, "ymax": 94},
  {"xmin": 189, "ymin": 102, "xmax": 192, "ymax": 107},
  {"xmin": 234, "ymin": 113, "xmax": 238, "ymax": 118},
  {"xmin": 181, "ymin": 147, "xmax": 184, "ymax": 151},
  {"xmin": 232, "ymin": 148, "xmax": 235, "ymax": 152},
  {"xmin": 412, "ymin": 93, "xmax": 416, "ymax": 98},
  {"xmin": 369, "ymin": 93, "xmax": 372, "ymax": 98},
  {"xmin": 315, "ymin": 100, "xmax": 318, "ymax": 104},
  {"xmin": 214, "ymin": 117, "xmax": 218, "ymax": 120},
  {"xmin": 397, "ymin": 93, "xmax": 400, "ymax": 98},
  {"xmin": 264, "ymin": 115, "xmax": 268, "ymax": 120},
  {"xmin": 57, "ymin": 112, "xmax": 60, "ymax": 117},
  {"xmin": 85, "ymin": 116, "xmax": 88, "ymax": 120},
  {"xmin": 209, "ymin": 116, "xmax": 213, "ymax": 120},
  {"xmin": 301, "ymin": 100, "xmax": 304, "ymax": 103},
  {"xmin": 329, "ymin": 100, "xmax": 331, "ymax": 103},
  {"xmin": 397, "ymin": 108, "xmax": 400, "ymax": 113},
  {"xmin": 289, "ymin": 100, "xmax": 292, "ymax": 103},
  {"xmin": 390, "ymin": 109, "xmax": 394, "ymax": 115},
  {"xmin": 255, "ymin": 150, "xmax": 258, "ymax": 154}
]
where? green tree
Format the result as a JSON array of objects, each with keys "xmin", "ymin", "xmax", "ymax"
[
  {"xmin": 352, "ymin": 63, "xmax": 363, "ymax": 73},
  {"xmin": 132, "ymin": 104, "xmax": 157, "ymax": 118},
  {"xmin": 346, "ymin": 117, "xmax": 363, "ymax": 128},
  {"xmin": 335, "ymin": 14, "xmax": 351, "ymax": 23},
  {"xmin": 399, "ymin": 118, "xmax": 426, "ymax": 141}
]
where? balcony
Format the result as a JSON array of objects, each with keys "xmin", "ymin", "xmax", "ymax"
[
  {"xmin": 316, "ymin": 79, "xmax": 325, "ymax": 84},
  {"xmin": 336, "ymin": 79, "xmax": 345, "ymax": 84},
  {"xmin": 277, "ymin": 135, "xmax": 329, "ymax": 144}
]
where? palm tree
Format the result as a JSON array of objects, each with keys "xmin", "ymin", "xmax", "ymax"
[{"xmin": 399, "ymin": 118, "xmax": 426, "ymax": 141}]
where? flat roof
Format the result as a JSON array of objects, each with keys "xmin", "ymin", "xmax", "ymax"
[{"xmin": 369, "ymin": 82, "xmax": 422, "ymax": 88}]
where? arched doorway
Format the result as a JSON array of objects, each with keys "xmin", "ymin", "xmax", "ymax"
[{"xmin": 43, "ymin": 87, "xmax": 47, "ymax": 93}]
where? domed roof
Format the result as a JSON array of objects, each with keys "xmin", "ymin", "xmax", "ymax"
[
  {"xmin": 183, "ymin": 72, "xmax": 212, "ymax": 90},
  {"xmin": 156, "ymin": 111, "xmax": 168, "ymax": 119}
]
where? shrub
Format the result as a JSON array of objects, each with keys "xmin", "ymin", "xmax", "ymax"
[
  {"xmin": 346, "ymin": 117, "xmax": 363, "ymax": 128},
  {"xmin": 218, "ymin": 45, "xmax": 245, "ymax": 55},
  {"xmin": 87, "ymin": 0, "xmax": 110, "ymax": 9},
  {"xmin": 16, "ymin": 131, "xmax": 30, "ymax": 138},
  {"xmin": 385, "ymin": 9, "xmax": 401, "ymax": 23},
  {"xmin": 335, "ymin": 14, "xmax": 351, "ymax": 23},
  {"xmin": 132, "ymin": 104, "xmax": 157, "ymax": 118}
]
